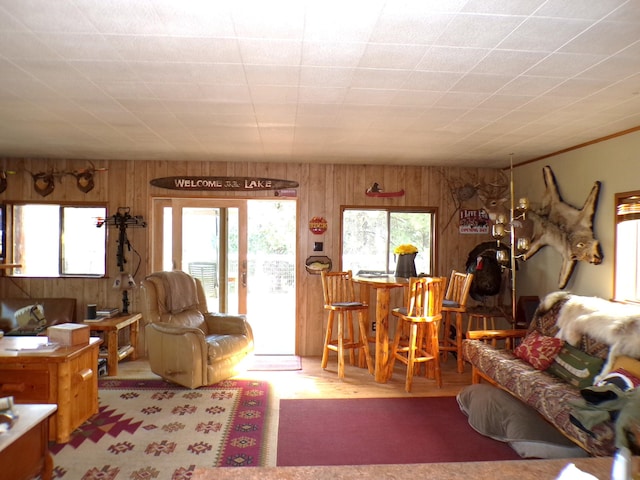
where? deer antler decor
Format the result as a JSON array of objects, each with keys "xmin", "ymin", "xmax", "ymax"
[
  {"xmin": 30, "ymin": 170, "xmax": 56, "ymax": 197},
  {"xmin": 26, "ymin": 162, "xmax": 107, "ymax": 196}
]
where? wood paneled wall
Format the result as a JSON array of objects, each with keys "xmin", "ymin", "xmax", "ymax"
[{"xmin": 0, "ymin": 158, "xmax": 498, "ymax": 356}]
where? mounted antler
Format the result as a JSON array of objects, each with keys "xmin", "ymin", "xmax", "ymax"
[
  {"xmin": 29, "ymin": 170, "xmax": 56, "ymax": 197},
  {"xmin": 476, "ymin": 170, "xmax": 510, "ymax": 222},
  {"xmin": 71, "ymin": 161, "xmax": 98, "ymax": 193}
]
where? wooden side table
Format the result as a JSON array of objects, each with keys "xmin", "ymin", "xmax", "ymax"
[
  {"xmin": 84, "ymin": 312, "xmax": 141, "ymax": 376},
  {"xmin": 0, "ymin": 404, "xmax": 57, "ymax": 480},
  {"xmin": 0, "ymin": 337, "xmax": 101, "ymax": 443}
]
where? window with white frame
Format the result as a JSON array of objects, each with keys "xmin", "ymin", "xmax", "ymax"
[
  {"xmin": 614, "ymin": 191, "xmax": 640, "ymax": 303},
  {"xmin": 7, "ymin": 203, "xmax": 107, "ymax": 277},
  {"xmin": 341, "ymin": 206, "xmax": 436, "ymax": 276}
]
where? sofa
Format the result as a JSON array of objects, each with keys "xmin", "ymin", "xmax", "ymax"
[
  {"xmin": 463, "ymin": 293, "xmax": 629, "ymax": 457},
  {"xmin": 140, "ymin": 270, "xmax": 254, "ymax": 389},
  {"xmin": 0, "ymin": 298, "xmax": 77, "ymax": 335}
]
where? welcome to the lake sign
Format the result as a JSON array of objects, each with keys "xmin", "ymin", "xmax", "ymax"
[{"xmin": 150, "ymin": 176, "xmax": 299, "ymax": 192}]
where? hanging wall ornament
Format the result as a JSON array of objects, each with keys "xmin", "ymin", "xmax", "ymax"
[{"xmin": 309, "ymin": 216, "xmax": 327, "ymax": 234}]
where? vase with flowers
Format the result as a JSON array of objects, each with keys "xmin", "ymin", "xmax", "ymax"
[{"xmin": 393, "ymin": 244, "xmax": 418, "ymax": 278}]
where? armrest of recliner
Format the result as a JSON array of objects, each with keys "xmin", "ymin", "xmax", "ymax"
[
  {"xmin": 204, "ymin": 313, "xmax": 252, "ymax": 337},
  {"xmin": 466, "ymin": 329, "xmax": 528, "ymax": 350},
  {"xmin": 147, "ymin": 321, "xmax": 206, "ymax": 338}
]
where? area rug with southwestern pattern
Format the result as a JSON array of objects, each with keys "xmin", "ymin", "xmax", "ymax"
[{"xmin": 50, "ymin": 378, "xmax": 272, "ymax": 480}]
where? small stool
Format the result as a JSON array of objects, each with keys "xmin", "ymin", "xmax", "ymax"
[
  {"xmin": 321, "ymin": 270, "xmax": 374, "ymax": 379},
  {"xmin": 467, "ymin": 306, "xmax": 500, "ymax": 331}
]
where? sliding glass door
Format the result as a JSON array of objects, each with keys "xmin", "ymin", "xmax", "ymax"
[{"xmin": 150, "ymin": 197, "xmax": 296, "ymax": 354}]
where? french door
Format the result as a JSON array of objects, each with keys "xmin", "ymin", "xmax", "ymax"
[{"xmin": 150, "ymin": 197, "xmax": 296, "ymax": 354}]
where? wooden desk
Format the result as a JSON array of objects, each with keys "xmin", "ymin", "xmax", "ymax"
[
  {"xmin": 0, "ymin": 337, "xmax": 101, "ymax": 443},
  {"xmin": 353, "ymin": 275, "xmax": 409, "ymax": 383},
  {"xmin": 0, "ymin": 404, "xmax": 57, "ymax": 480},
  {"xmin": 84, "ymin": 312, "xmax": 141, "ymax": 376}
]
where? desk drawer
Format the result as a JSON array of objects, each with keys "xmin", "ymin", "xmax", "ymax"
[{"xmin": 0, "ymin": 368, "xmax": 49, "ymax": 403}]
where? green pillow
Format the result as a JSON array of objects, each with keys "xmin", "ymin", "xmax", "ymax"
[{"xmin": 547, "ymin": 343, "xmax": 604, "ymax": 388}]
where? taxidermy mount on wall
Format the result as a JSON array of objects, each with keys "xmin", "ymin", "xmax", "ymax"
[{"xmin": 522, "ymin": 165, "xmax": 602, "ymax": 289}]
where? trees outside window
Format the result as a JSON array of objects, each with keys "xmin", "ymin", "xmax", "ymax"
[{"xmin": 341, "ymin": 206, "xmax": 436, "ymax": 276}]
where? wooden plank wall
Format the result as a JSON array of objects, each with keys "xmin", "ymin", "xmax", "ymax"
[{"xmin": 0, "ymin": 158, "xmax": 499, "ymax": 356}]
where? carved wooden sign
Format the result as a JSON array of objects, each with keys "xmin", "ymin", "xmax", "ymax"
[{"xmin": 150, "ymin": 176, "xmax": 299, "ymax": 192}]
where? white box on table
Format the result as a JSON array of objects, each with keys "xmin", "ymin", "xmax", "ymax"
[{"xmin": 47, "ymin": 323, "xmax": 90, "ymax": 346}]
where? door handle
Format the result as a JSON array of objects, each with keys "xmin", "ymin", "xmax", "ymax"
[{"xmin": 241, "ymin": 260, "xmax": 247, "ymax": 287}]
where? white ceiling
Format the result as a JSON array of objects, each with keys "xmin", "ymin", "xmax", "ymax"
[{"xmin": 0, "ymin": 0, "xmax": 639, "ymax": 169}]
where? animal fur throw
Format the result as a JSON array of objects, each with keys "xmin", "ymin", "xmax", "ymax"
[{"xmin": 539, "ymin": 292, "xmax": 640, "ymax": 383}]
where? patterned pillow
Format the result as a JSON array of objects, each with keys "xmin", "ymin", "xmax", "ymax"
[
  {"xmin": 514, "ymin": 331, "xmax": 564, "ymax": 370},
  {"xmin": 547, "ymin": 343, "xmax": 604, "ymax": 388}
]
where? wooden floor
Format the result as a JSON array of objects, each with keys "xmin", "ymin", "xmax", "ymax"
[{"xmin": 114, "ymin": 354, "xmax": 473, "ymax": 399}]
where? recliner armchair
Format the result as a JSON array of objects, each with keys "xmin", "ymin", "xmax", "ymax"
[{"xmin": 140, "ymin": 270, "xmax": 254, "ymax": 388}]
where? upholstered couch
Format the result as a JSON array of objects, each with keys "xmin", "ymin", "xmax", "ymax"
[
  {"xmin": 141, "ymin": 270, "xmax": 254, "ymax": 388},
  {"xmin": 463, "ymin": 294, "xmax": 623, "ymax": 457},
  {"xmin": 0, "ymin": 298, "xmax": 77, "ymax": 335}
]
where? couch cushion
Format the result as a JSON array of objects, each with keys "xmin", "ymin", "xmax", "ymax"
[
  {"xmin": 457, "ymin": 384, "xmax": 588, "ymax": 459},
  {"xmin": 547, "ymin": 343, "xmax": 605, "ymax": 389},
  {"xmin": 462, "ymin": 338, "xmax": 617, "ymax": 456},
  {"xmin": 514, "ymin": 331, "xmax": 564, "ymax": 370}
]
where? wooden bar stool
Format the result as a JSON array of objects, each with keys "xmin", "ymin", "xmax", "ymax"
[
  {"xmin": 389, "ymin": 276, "xmax": 446, "ymax": 392},
  {"xmin": 440, "ymin": 270, "xmax": 474, "ymax": 373},
  {"xmin": 321, "ymin": 270, "xmax": 374, "ymax": 379}
]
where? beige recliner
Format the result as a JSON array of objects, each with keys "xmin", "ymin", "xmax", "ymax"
[{"xmin": 140, "ymin": 270, "xmax": 254, "ymax": 388}]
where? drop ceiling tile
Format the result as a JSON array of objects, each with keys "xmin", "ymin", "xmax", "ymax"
[
  {"xmin": 461, "ymin": 0, "xmax": 544, "ymax": 15},
  {"xmin": 369, "ymin": 13, "xmax": 453, "ymax": 45},
  {"xmin": 302, "ymin": 41, "xmax": 367, "ymax": 68},
  {"xmin": 533, "ymin": 0, "xmax": 627, "ymax": 20},
  {"xmin": 437, "ymin": 13, "xmax": 525, "ymax": 48},
  {"xmin": 351, "ymin": 68, "xmax": 411, "ymax": 89},
  {"xmin": 1, "ymin": 0, "xmax": 96, "ymax": 33},
  {"xmin": 452, "ymin": 73, "xmax": 514, "ymax": 94},
  {"xmin": 298, "ymin": 86, "xmax": 347, "ymax": 104},
  {"xmin": 417, "ymin": 46, "xmax": 491, "ymax": 73},
  {"xmin": 74, "ymin": 0, "xmax": 164, "ymax": 35},
  {"xmin": 245, "ymin": 65, "xmax": 300, "ymax": 86},
  {"xmin": 471, "ymin": 50, "xmax": 548, "ymax": 76},
  {"xmin": 237, "ymin": 38, "xmax": 302, "ymax": 66},
  {"xmin": 303, "ymin": 0, "xmax": 383, "ymax": 43},
  {"xmin": 497, "ymin": 17, "xmax": 592, "ymax": 51},
  {"xmin": 402, "ymin": 71, "xmax": 462, "ymax": 91},
  {"xmin": 358, "ymin": 44, "xmax": 428, "ymax": 70},
  {"xmin": 560, "ymin": 20, "xmax": 640, "ymax": 55}
]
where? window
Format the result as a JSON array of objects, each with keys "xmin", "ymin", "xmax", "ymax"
[
  {"xmin": 614, "ymin": 191, "xmax": 640, "ymax": 303},
  {"xmin": 7, "ymin": 203, "xmax": 107, "ymax": 277},
  {"xmin": 341, "ymin": 206, "xmax": 436, "ymax": 276}
]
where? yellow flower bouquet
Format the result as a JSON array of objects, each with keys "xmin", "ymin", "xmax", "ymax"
[{"xmin": 393, "ymin": 244, "xmax": 418, "ymax": 255}]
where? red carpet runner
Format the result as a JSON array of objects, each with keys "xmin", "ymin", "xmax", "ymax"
[{"xmin": 277, "ymin": 396, "xmax": 522, "ymax": 466}]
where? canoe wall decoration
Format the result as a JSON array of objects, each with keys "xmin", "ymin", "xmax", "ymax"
[{"xmin": 150, "ymin": 176, "xmax": 299, "ymax": 192}]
